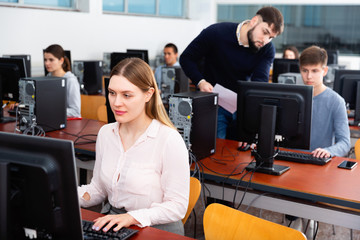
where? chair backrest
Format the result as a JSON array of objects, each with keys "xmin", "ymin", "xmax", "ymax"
[
  {"xmin": 355, "ymin": 138, "xmax": 360, "ymax": 160},
  {"xmin": 97, "ymin": 105, "xmax": 107, "ymax": 123},
  {"xmin": 182, "ymin": 177, "xmax": 201, "ymax": 224},
  {"xmin": 203, "ymin": 203, "xmax": 307, "ymax": 240}
]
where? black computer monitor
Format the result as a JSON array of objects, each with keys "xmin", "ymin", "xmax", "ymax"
[
  {"xmin": 272, "ymin": 58, "xmax": 300, "ymax": 83},
  {"xmin": 333, "ymin": 69, "xmax": 360, "ymax": 126},
  {"xmin": 0, "ymin": 57, "xmax": 27, "ymax": 122},
  {"xmin": 0, "ymin": 132, "xmax": 83, "ymax": 239},
  {"xmin": 235, "ymin": 81, "xmax": 313, "ymax": 175},
  {"xmin": 127, "ymin": 49, "xmax": 149, "ymax": 64},
  {"xmin": 3, "ymin": 55, "xmax": 31, "ymax": 77},
  {"xmin": 73, "ymin": 60, "xmax": 103, "ymax": 95},
  {"xmin": 0, "ymin": 57, "xmax": 27, "ymax": 102},
  {"xmin": 110, "ymin": 52, "xmax": 145, "ymax": 72},
  {"xmin": 43, "ymin": 50, "xmax": 72, "ymax": 76}
]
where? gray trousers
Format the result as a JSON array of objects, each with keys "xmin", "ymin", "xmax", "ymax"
[{"xmin": 101, "ymin": 203, "xmax": 185, "ymax": 236}]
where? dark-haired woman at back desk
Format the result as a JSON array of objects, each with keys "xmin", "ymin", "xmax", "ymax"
[{"xmin": 44, "ymin": 44, "xmax": 81, "ymax": 118}]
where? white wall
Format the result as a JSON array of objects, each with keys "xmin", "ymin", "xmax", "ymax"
[
  {"xmin": 1, "ymin": 0, "xmax": 359, "ymax": 76},
  {"xmin": 0, "ymin": 0, "xmax": 216, "ymax": 76}
]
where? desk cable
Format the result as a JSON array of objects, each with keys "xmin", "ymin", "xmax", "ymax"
[
  {"xmin": 233, "ymin": 158, "xmax": 260, "ymax": 209},
  {"xmin": 13, "ymin": 103, "xmax": 46, "ymax": 137}
]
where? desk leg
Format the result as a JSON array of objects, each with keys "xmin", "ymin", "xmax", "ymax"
[
  {"xmin": 79, "ymin": 168, "xmax": 87, "ymax": 185},
  {"xmin": 75, "ymin": 159, "xmax": 95, "ymax": 185}
]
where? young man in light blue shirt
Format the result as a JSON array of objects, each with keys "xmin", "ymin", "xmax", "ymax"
[
  {"xmin": 300, "ymin": 45, "xmax": 350, "ymax": 158},
  {"xmin": 154, "ymin": 43, "xmax": 180, "ymax": 89},
  {"xmin": 286, "ymin": 45, "xmax": 351, "ymax": 239}
]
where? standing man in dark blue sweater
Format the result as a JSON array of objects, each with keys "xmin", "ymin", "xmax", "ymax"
[{"xmin": 180, "ymin": 6, "xmax": 284, "ymax": 140}]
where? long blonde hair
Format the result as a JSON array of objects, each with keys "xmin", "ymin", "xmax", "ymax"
[{"xmin": 110, "ymin": 58, "xmax": 175, "ymax": 129}]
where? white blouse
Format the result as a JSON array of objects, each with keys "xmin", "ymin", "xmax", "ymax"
[{"xmin": 78, "ymin": 119, "xmax": 190, "ymax": 227}]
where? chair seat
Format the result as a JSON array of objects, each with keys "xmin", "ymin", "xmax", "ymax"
[{"xmin": 203, "ymin": 203, "xmax": 307, "ymax": 240}]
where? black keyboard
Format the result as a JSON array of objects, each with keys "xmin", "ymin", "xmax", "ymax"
[
  {"xmin": 82, "ymin": 220, "xmax": 138, "ymax": 240},
  {"xmin": 275, "ymin": 150, "xmax": 332, "ymax": 165}
]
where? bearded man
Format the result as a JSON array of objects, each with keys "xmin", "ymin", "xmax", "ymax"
[{"xmin": 180, "ymin": 6, "xmax": 284, "ymax": 139}]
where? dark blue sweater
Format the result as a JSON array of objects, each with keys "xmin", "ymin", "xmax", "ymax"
[{"xmin": 180, "ymin": 22, "xmax": 275, "ymax": 92}]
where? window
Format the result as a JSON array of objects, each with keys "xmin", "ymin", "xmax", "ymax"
[
  {"xmin": 128, "ymin": 0, "xmax": 155, "ymax": 15},
  {"xmin": 103, "ymin": 0, "xmax": 124, "ymax": 12},
  {"xmin": 0, "ymin": 0, "xmax": 74, "ymax": 8},
  {"xmin": 217, "ymin": 4, "xmax": 360, "ymax": 55},
  {"xmin": 159, "ymin": 0, "xmax": 183, "ymax": 17},
  {"xmin": 103, "ymin": 0, "xmax": 186, "ymax": 18}
]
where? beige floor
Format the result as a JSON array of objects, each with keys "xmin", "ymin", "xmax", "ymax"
[{"xmin": 184, "ymin": 198, "xmax": 360, "ymax": 240}]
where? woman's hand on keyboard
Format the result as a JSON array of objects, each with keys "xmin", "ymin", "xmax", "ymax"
[
  {"xmin": 312, "ymin": 148, "xmax": 331, "ymax": 158},
  {"xmin": 92, "ymin": 213, "xmax": 139, "ymax": 232}
]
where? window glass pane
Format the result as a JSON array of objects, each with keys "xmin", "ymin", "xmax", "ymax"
[
  {"xmin": 24, "ymin": 0, "xmax": 73, "ymax": 7},
  {"xmin": 103, "ymin": 0, "xmax": 124, "ymax": 12},
  {"xmin": 128, "ymin": 0, "xmax": 155, "ymax": 14},
  {"xmin": 218, "ymin": 5, "xmax": 260, "ymax": 23},
  {"xmin": 159, "ymin": 0, "xmax": 183, "ymax": 17},
  {"xmin": 0, "ymin": 0, "xmax": 18, "ymax": 2},
  {"xmin": 217, "ymin": 4, "xmax": 360, "ymax": 55}
]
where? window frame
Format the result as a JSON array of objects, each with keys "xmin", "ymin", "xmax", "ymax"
[
  {"xmin": 102, "ymin": 0, "xmax": 188, "ymax": 19},
  {"xmin": 0, "ymin": 0, "xmax": 78, "ymax": 11}
]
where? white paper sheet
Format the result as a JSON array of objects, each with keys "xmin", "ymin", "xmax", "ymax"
[{"xmin": 213, "ymin": 84, "xmax": 237, "ymax": 114}]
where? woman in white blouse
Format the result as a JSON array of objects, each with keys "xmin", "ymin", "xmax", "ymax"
[{"xmin": 78, "ymin": 57, "xmax": 190, "ymax": 235}]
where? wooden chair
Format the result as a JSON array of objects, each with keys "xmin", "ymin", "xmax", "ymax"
[
  {"xmin": 182, "ymin": 177, "xmax": 201, "ymax": 224},
  {"xmin": 355, "ymin": 138, "xmax": 360, "ymax": 160},
  {"xmin": 80, "ymin": 94, "xmax": 106, "ymax": 120},
  {"xmin": 203, "ymin": 203, "xmax": 307, "ymax": 240},
  {"xmin": 97, "ymin": 105, "xmax": 107, "ymax": 123}
]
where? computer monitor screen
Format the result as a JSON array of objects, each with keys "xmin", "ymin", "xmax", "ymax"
[
  {"xmin": 0, "ymin": 132, "xmax": 83, "ymax": 240},
  {"xmin": 2, "ymin": 55, "xmax": 31, "ymax": 77},
  {"xmin": 0, "ymin": 57, "xmax": 27, "ymax": 102},
  {"xmin": 272, "ymin": 58, "xmax": 300, "ymax": 83},
  {"xmin": 235, "ymin": 81, "xmax": 313, "ymax": 175},
  {"xmin": 110, "ymin": 52, "xmax": 145, "ymax": 72},
  {"xmin": 333, "ymin": 69, "xmax": 360, "ymax": 125},
  {"xmin": 43, "ymin": 50, "xmax": 71, "ymax": 76},
  {"xmin": 127, "ymin": 49, "xmax": 149, "ymax": 64}
]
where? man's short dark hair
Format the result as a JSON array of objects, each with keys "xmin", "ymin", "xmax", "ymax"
[
  {"xmin": 256, "ymin": 6, "xmax": 284, "ymax": 36},
  {"xmin": 300, "ymin": 45, "xmax": 328, "ymax": 67},
  {"xmin": 164, "ymin": 43, "xmax": 178, "ymax": 54}
]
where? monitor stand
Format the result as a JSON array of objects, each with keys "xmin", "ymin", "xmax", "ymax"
[{"xmin": 245, "ymin": 105, "xmax": 290, "ymax": 176}]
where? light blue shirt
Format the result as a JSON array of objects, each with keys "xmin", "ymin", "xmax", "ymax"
[
  {"xmin": 154, "ymin": 61, "xmax": 180, "ymax": 89},
  {"xmin": 310, "ymin": 87, "xmax": 350, "ymax": 157}
]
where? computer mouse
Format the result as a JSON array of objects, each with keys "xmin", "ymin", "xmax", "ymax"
[{"xmin": 237, "ymin": 144, "xmax": 250, "ymax": 151}]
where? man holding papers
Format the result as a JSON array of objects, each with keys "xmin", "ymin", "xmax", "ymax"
[{"xmin": 180, "ymin": 6, "xmax": 284, "ymax": 139}]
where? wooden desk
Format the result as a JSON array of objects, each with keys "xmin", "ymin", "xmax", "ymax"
[
  {"xmin": 2, "ymin": 116, "xmax": 360, "ymax": 230},
  {"xmin": 194, "ymin": 138, "xmax": 360, "ymax": 230},
  {"xmin": 81, "ymin": 208, "xmax": 195, "ymax": 240}
]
